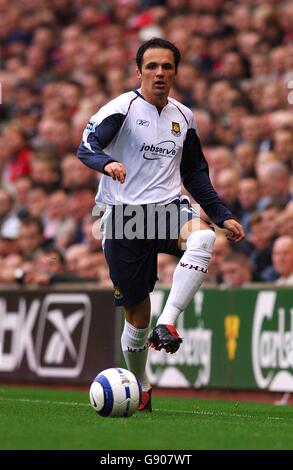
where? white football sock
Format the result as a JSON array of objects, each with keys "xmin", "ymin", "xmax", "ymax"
[
  {"xmin": 157, "ymin": 229, "xmax": 216, "ymax": 326},
  {"xmin": 121, "ymin": 320, "xmax": 150, "ymax": 391}
]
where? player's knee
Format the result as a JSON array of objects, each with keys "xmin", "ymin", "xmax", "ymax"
[
  {"xmin": 186, "ymin": 229, "xmax": 216, "ymax": 251},
  {"xmin": 124, "ymin": 297, "xmax": 151, "ymax": 329},
  {"xmin": 186, "ymin": 229, "xmax": 216, "ymax": 265}
]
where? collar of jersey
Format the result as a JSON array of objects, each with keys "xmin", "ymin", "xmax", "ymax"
[{"xmin": 134, "ymin": 89, "xmax": 169, "ymax": 111}]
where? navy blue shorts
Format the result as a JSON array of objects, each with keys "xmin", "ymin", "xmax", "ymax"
[{"xmin": 102, "ymin": 198, "xmax": 199, "ymax": 307}]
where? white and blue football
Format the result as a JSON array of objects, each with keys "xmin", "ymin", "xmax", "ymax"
[{"xmin": 89, "ymin": 367, "xmax": 141, "ymax": 417}]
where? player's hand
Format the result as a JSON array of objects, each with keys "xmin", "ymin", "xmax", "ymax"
[
  {"xmin": 222, "ymin": 219, "xmax": 245, "ymax": 242},
  {"xmin": 104, "ymin": 162, "xmax": 126, "ymax": 183}
]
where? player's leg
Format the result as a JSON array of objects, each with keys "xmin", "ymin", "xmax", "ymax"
[
  {"xmin": 103, "ymin": 235, "xmax": 155, "ymax": 411},
  {"xmin": 159, "ymin": 218, "xmax": 215, "ymax": 325},
  {"xmin": 122, "ymin": 296, "xmax": 151, "ymax": 392},
  {"xmin": 149, "ymin": 216, "xmax": 216, "ymax": 353},
  {"xmin": 122, "ymin": 297, "xmax": 152, "ymax": 411}
]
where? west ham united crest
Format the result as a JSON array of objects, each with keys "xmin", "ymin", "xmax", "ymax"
[
  {"xmin": 171, "ymin": 122, "xmax": 181, "ymax": 137},
  {"xmin": 114, "ymin": 287, "xmax": 124, "ymax": 300}
]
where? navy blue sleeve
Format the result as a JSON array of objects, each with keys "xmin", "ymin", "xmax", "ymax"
[
  {"xmin": 77, "ymin": 113, "xmax": 125, "ymax": 174},
  {"xmin": 180, "ymin": 129, "xmax": 233, "ymax": 227}
]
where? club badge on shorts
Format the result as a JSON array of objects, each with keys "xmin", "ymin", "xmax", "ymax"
[
  {"xmin": 114, "ymin": 286, "xmax": 124, "ymax": 300},
  {"xmin": 171, "ymin": 122, "xmax": 181, "ymax": 137}
]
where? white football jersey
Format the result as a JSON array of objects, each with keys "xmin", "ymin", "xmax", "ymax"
[{"xmin": 80, "ymin": 90, "xmax": 193, "ymax": 205}]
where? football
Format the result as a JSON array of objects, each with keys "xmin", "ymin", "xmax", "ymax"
[{"xmin": 89, "ymin": 367, "xmax": 141, "ymax": 417}]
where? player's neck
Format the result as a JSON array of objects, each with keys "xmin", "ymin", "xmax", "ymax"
[{"xmin": 140, "ymin": 88, "xmax": 168, "ymax": 109}]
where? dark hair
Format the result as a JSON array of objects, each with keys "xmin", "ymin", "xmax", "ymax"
[
  {"xmin": 21, "ymin": 216, "xmax": 44, "ymax": 234},
  {"xmin": 136, "ymin": 38, "xmax": 181, "ymax": 72},
  {"xmin": 41, "ymin": 246, "xmax": 65, "ymax": 265}
]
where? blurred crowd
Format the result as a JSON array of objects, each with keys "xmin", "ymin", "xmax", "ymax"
[{"xmin": 0, "ymin": 0, "xmax": 292, "ymax": 287}]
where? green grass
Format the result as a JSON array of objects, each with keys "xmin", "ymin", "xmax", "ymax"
[{"xmin": 0, "ymin": 386, "xmax": 293, "ymax": 450}]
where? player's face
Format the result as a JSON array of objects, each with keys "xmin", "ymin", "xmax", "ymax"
[{"xmin": 137, "ymin": 48, "xmax": 177, "ymax": 106}]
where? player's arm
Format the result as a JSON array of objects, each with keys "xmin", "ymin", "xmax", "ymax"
[
  {"xmin": 180, "ymin": 128, "xmax": 244, "ymax": 242},
  {"xmin": 77, "ymin": 113, "xmax": 126, "ymax": 181}
]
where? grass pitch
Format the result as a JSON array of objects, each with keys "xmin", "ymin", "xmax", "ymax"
[{"xmin": 0, "ymin": 386, "xmax": 292, "ymax": 450}]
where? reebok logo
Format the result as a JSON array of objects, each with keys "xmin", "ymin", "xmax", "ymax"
[
  {"xmin": 179, "ymin": 262, "xmax": 208, "ymax": 273},
  {"xmin": 136, "ymin": 119, "xmax": 150, "ymax": 126},
  {"xmin": 43, "ymin": 308, "xmax": 85, "ymax": 364},
  {"xmin": 35, "ymin": 294, "xmax": 91, "ymax": 377},
  {"xmin": 0, "ymin": 294, "xmax": 91, "ymax": 378}
]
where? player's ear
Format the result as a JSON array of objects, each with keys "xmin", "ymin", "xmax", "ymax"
[{"xmin": 136, "ymin": 68, "xmax": 142, "ymax": 80}]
